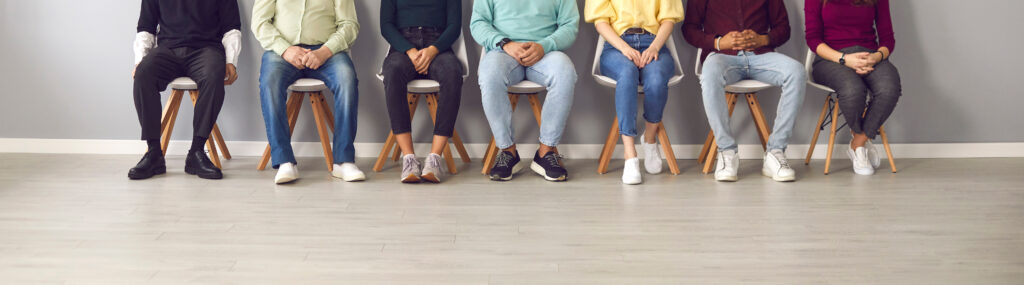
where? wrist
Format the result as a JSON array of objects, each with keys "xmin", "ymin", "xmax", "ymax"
[{"xmin": 714, "ymin": 36, "xmax": 722, "ymax": 51}]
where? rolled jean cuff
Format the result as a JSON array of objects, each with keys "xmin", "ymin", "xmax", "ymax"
[
  {"xmin": 433, "ymin": 128, "xmax": 454, "ymax": 138},
  {"xmin": 538, "ymin": 137, "xmax": 560, "ymax": 148}
]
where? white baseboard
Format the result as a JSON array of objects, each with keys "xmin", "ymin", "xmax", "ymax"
[{"xmin": 1, "ymin": 138, "xmax": 1022, "ymax": 159}]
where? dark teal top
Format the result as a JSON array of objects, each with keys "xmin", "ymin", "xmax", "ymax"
[{"xmin": 380, "ymin": 0, "xmax": 462, "ymax": 53}]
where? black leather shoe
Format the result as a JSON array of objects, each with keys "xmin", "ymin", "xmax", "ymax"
[
  {"xmin": 128, "ymin": 150, "xmax": 166, "ymax": 180},
  {"xmin": 184, "ymin": 150, "xmax": 223, "ymax": 179}
]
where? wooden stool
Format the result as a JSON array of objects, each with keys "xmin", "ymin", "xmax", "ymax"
[
  {"xmin": 160, "ymin": 77, "xmax": 231, "ymax": 168},
  {"xmin": 256, "ymin": 79, "xmax": 337, "ymax": 172},
  {"xmin": 696, "ymin": 82, "xmax": 774, "ymax": 174},
  {"xmin": 591, "ymin": 36, "xmax": 685, "ymax": 175},
  {"xmin": 480, "ymin": 81, "xmax": 550, "ymax": 175},
  {"xmin": 373, "ymin": 91, "xmax": 471, "ymax": 174}
]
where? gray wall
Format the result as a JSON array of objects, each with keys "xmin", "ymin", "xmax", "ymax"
[{"xmin": 2, "ymin": 0, "xmax": 1022, "ymax": 146}]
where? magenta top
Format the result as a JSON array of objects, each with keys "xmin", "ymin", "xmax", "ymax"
[{"xmin": 805, "ymin": 0, "xmax": 895, "ymax": 53}]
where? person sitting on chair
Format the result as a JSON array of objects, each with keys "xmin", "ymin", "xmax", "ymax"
[
  {"xmin": 252, "ymin": 0, "xmax": 364, "ymax": 184},
  {"xmin": 585, "ymin": 0, "xmax": 683, "ymax": 185},
  {"xmin": 129, "ymin": 0, "xmax": 242, "ymax": 180},
  {"xmin": 380, "ymin": 0, "xmax": 464, "ymax": 184},
  {"xmin": 806, "ymin": 0, "xmax": 900, "ymax": 176},
  {"xmin": 682, "ymin": 0, "xmax": 807, "ymax": 182},
  {"xmin": 471, "ymin": 0, "xmax": 580, "ymax": 182}
]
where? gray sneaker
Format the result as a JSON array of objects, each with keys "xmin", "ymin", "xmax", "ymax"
[
  {"xmin": 421, "ymin": 153, "xmax": 445, "ymax": 183},
  {"xmin": 401, "ymin": 154, "xmax": 421, "ymax": 183}
]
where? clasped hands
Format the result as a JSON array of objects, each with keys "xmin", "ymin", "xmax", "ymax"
[
  {"xmin": 502, "ymin": 42, "xmax": 546, "ymax": 67},
  {"xmin": 616, "ymin": 43, "xmax": 662, "ymax": 68},
  {"xmin": 718, "ymin": 29, "xmax": 770, "ymax": 52},
  {"xmin": 406, "ymin": 46, "xmax": 440, "ymax": 75},
  {"xmin": 840, "ymin": 52, "xmax": 883, "ymax": 75},
  {"xmin": 283, "ymin": 46, "xmax": 334, "ymax": 71}
]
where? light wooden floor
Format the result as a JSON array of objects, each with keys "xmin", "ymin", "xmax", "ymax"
[{"xmin": 1, "ymin": 153, "xmax": 1023, "ymax": 284}]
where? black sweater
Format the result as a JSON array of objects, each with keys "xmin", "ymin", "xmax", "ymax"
[{"xmin": 137, "ymin": 0, "xmax": 241, "ymax": 50}]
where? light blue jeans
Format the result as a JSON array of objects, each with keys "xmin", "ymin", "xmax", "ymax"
[
  {"xmin": 478, "ymin": 50, "xmax": 577, "ymax": 149},
  {"xmin": 699, "ymin": 51, "xmax": 807, "ymax": 151},
  {"xmin": 259, "ymin": 47, "xmax": 359, "ymax": 168},
  {"xmin": 600, "ymin": 34, "xmax": 674, "ymax": 137}
]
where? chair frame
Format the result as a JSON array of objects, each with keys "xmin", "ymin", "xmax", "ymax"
[
  {"xmin": 256, "ymin": 80, "xmax": 338, "ymax": 172},
  {"xmin": 373, "ymin": 33, "xmax": 472, "ymax": 174},
  {"xmin": 160, "ymin": 78, "xmax": 232, "ymax": 169},
  {"xmin": 693, "ymin": 49, "xmax": 774, "ymax": 174},
  {"xmin": 592, "ymin": 35, "xmax": 685, "ymax": 175},
  {"xmin": 802, "ymin": 49, "xmax": 897, "ymax": 174}
]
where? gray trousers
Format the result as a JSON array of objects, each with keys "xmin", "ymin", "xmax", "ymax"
[{"xmin": 813, "ymin": 46, "xmax": 902, "ymax": 139}]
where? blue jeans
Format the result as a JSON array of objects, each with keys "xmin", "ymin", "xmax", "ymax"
[
  {"xmin": 478, "ymin": 50, "xmax": 577, "ymax": 149},
  {"xmin": 599, "ymin": 34, "xmax": 674, "ymax": 137},
  {"xmin": 699, "ymin": 51, "xmax": 807, "ymax": 151},
  {"xmin": 259, "ymin": 47, "xmax": 359, "ymax": 168}
]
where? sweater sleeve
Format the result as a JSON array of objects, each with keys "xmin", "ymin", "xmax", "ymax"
[
  {"xmin": 219, "ymin": 0, "xmax": 242, "ymax": 36},
  {"xmin": 766, "ymin": 0, "xmax": 791, "ymax": 49},
  {"xmin": 470, "ymin": 0, "xmax": 508, "ymax": 51},
  {"xmin": 681, "ymin": 0, "xmax": 716, "ymax": 51},
  {"xmin": 380, "ymin": 0, "xmax": 415, "ymax": 52},
  {"xmin": 431, "ymin": 0, "xmax": 462, "ymax": 53},
  {"xmin": 804, "ymin": 0, "xmax": 825, "ymax": 51},
  {"xmin": 536, "ymin": 0, "xmax": 580, "ymax": 53},
  {"xmin": 875, "ymin": 0, "xmax": 895, "ymax": 53}
]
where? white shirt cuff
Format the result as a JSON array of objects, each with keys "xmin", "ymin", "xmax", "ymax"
[
  {"xmin": 222, "ymin": 29, "xmax": 242, "ymax": 66},
  {"xmin": 133, "ymin": 32, "xmax": 156, "ymax": 65}
]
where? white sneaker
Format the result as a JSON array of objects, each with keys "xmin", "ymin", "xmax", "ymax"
[
  {"xmin": 622, "ymin": 157, "xmax": 642, "ymax": 185},
  {"xmin": 762, "ymin": 149, "xmax": 796, "ymax": 182},
  {"xmin": 332, "ymin": 163, "xmax": 366, "ymax": 182},
  {"xmin": 400, "ymin": 154, "xmax": 421, "ymax": 183},
  {"xmin": 714, "ymin": 149, "xmax": 739, "ymax": 182},
  {"xmin": 641, "ymin": 135, "xmax": 662, "ymax": 174},
  {"xmin": 274, "ymin": 162, "xmax": 299, "ymax": 184},
  {"xmin": 847, "ymin": 147, "xmax": 875, "ymax": 176},
  {"xmin": 865, "ymin": 141, "xmax": 881, "ymax": 169},
  {"xmin": 421, "ymin": 153, "xmax": 444, "ymax": 183}
]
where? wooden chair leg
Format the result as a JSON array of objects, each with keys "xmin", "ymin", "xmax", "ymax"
[
  {"xmin": 309, "ymin": 93, "xmax": 335, "ymax": 171},
  {"xmin": 702, "ymin": 136, "xmax": 718, "ymax": 174},
  {"xmin": 160, "ymin": 90, "xmax": 185, "ymax": 155},
  {"xmin": 258, "ymin": 92, "xmax": 304, "ymax": 170},
  {"xmin": 374, "ymin": 131, "xmax": 397, "ymax": 172},
  {"xmin": 211, "ymin": 124, "xmax": 231, "ymax": 160},
  {"xmin": 450, "ymin": 130, "xmax": 471, "ymax": 163},
  {"xmin": 481, "ymin": 138, "xmax": 498, "ymax": 175},
  {"xmin": 657, "ymin": 123, "xmax": 680, "ymax": 175},
  {"xmin": 597, "ymin": 117, "xmax": 619, "ymax": 174},
  {"xmin": 824, "ymin": 98, "xmax": 841, "ymax": 175},
  {"xmin": 746, "ymin": 94, "xmax": 771, "ymax": 151},
  {"xmin": 697, "ymin": 131, "xmax": 714, "ymax": 165},
  {"xmin": 806, "ymin": 96, "xmax": 831, "ymax": 165},
  {"xmin": 526, "ymin": 94, "xmax": 543, "ymax": 127},
  {"xmin": 879, "ymin": 126, "xmax": 897, "ymax": 173}
]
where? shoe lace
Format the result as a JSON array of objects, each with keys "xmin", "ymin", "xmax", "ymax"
[
  {"xmin": 426, "ymin": 154, "xmax": 445, "ymax": 172},
  {"xmin": 495, "ymin": 152, "xmax": 512, "ymax": 168},
  {"xmin": 772, "ymin": 151, "xmax": 791, "ymax": 168},
  {"xmin": 402, "ymin": 155, "xmax": 420, "ymax": 174},
  {"xmin": 543, "ymin": 153, "xmax": 563, "ymax": 167}
]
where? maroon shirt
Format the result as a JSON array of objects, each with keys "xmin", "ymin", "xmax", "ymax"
[
  {"xmin": 805, "ymin": 0, "xmax": 895, "ymax": 53},
  {"xmin": 682, "ymin": 0, "xmax": 792, "ymax": 62}
]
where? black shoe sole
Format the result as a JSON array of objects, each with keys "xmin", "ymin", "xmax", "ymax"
[
  {"xmin": 128, "ymin": 166, "xmax": 166, "ymax": 180},
  {"xmin": 185, "ymin": 166, "xmax": 223, "ymax": 180}
]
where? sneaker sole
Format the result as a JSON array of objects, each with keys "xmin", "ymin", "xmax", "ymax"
[
  {"xmin": 762, "ymin": 167, "xmax": 795, "ymax": 182},
  {"xmin": 489, "ymin": 161, "xmax": 525, "ymax": 181},
  {"xmin": 530, "ymin": 162, "xmax": 567, "ymax": 182},
  {"xmin": 275, "ymin": 176, "xmax": 298, "ymax": 184},
  {"xmin": 401, "ymin": 174, "xmax": 421, "ymax": 184},
  {"xmin": 421, "ymin": 172, "xmax": 441, "ymax": 183}
]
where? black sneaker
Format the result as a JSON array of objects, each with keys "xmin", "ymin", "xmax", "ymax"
[
  {"xmin": 488, "ymin": 150, "xmax": 523, "ymax": 181},
  {"xmin": 530, "ymin": 150, "xmax": 567, "ymax": 182}
]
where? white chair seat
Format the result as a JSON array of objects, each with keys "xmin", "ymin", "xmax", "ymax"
[
  {"xmin": 289, "ymin": 78, "xmax": 327, "ymax": 92},
  {"xmin": 169, "ymin": 77, "xmax": 197, "ymax": 90},
  {"xmin": 724, "ymin": 80, "xmax": 773, "ymax": 94},
  {"xmin": 809, "ymin": 82, "xmax": 835, "ymax": 93},
  {"xmin": 509, "ymin": 80, "xmax": 546, "ymax": 94}
]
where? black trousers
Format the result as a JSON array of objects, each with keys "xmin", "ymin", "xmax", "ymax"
[
  {"xmin": 382, "ymin": 27, "xmax": 463, "ymax": 137},
  {"xmin": 813, "ymin": 46, "xmax": 902, "ymax": 139},
  {"xmin": 133, "ymin": 46, "xmax": 226, "ymax": 141}
]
